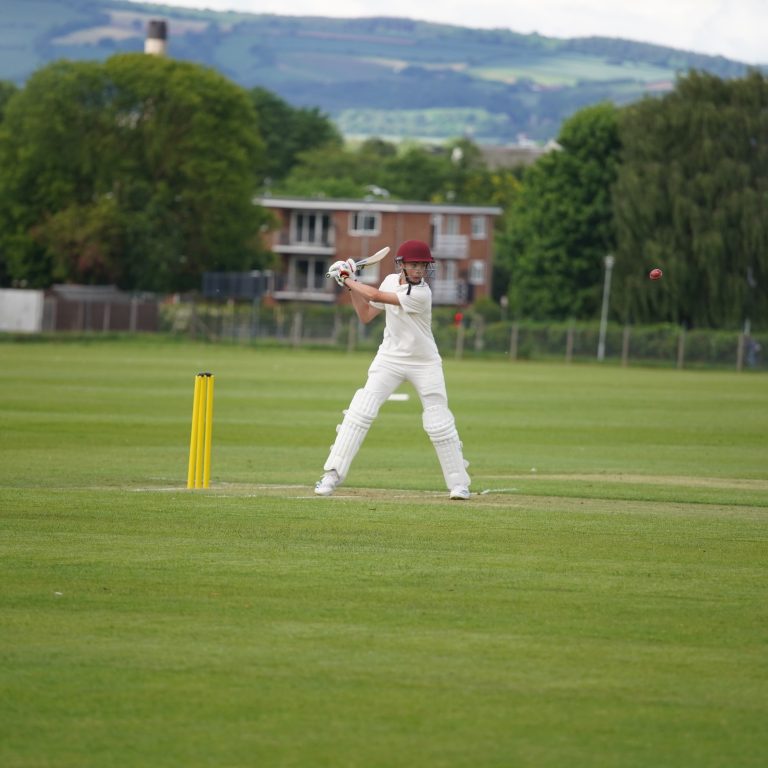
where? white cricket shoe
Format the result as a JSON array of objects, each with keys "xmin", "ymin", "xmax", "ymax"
[
  {"xmin": 449, "ymin": 486, "xmax": 470, "ymax": 500},
  {"xmin": 314, "ymin": 470, "xmax": 340, "ymax": 497}
]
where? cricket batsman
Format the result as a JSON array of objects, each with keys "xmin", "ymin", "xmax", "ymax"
[{"xmin": 315, "ymin": 240, "xmax": 471, "ymax": 500}]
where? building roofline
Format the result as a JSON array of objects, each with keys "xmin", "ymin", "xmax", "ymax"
[{"xmin": 255, "ymin": 195, "xmax": 502, "ymax": 216}]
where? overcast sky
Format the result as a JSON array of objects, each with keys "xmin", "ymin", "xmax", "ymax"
[{"xmin": 131, "ymin": 0, "xmax": 767, "ymax": 64}]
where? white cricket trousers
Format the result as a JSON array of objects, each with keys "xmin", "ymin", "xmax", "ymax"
[
  {"xmin": 365, "ymin": 356, "xmax": 449, "ymax": 410},
  {"xmin": 323, "ymin": 355, "xmax": 471, "ymax": 489}
]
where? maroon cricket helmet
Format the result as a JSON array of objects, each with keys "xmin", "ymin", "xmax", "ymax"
[{"xmin": 396, "ymin": 240, "xmax": 435, "ymax": 263}]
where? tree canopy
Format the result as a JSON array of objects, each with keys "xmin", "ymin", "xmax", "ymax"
[
  {"xmin": 498, "ymin": 103, "xmax": 621, "ymax": 320},
  {"xmin": 613, "ymin": 70, "xmax": 768, "ymax": 328},
  {"xmin": 0, "ymin": 80, "xmax": 17, "ymax": 121},
  {"xmin": 249, "ymin": 87, "xmax": 343, "ymax": 184},
  {"xmin": 0, "ymin": 55, "xmax": 270, "ymax": 292},
  {"xmin": 275, "ymin": 135, "xmax": 521, "ymax": 210}
]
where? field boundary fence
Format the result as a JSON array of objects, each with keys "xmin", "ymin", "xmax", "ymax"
[
  {"xmin": 2, "ymin": 290, "xmax": 763, "ymax": 370},
  {"xmin": 156, "ymin": 300, "xmax": 766, "ymax": 372}
]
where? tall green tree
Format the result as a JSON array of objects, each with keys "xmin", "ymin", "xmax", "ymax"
[
  {"xmin": 499, "ymin": 103, "xmax": 621, "ymax": 320},
  {"xmin": 379, "ymin": 144, "xmax": 453, "ymax": 202},
  {"xmin": 275, "ymin": 142, "xmax": 381, "ymax": 198},
  {"xmin": 0, "ymin": 81, "xmax": 21, "ymax": 285},
  {"xmin": 0, "ymin": 80, "xmax": 17, "ymax": 122},
  {"xmin": 0, "ymin": 55, "xmax": 270, "ymax": 291},
  {"xmin": 249, "ymin": 87, "xmax": 342, "ymax": 185},
  {"xmin": 613, "ymin": 70, "xmax": 768, "ymax": 328}
]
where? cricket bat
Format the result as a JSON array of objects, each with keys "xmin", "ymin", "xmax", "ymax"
[{"xmin": 326, "ymin": 247, "xmax": 390, "ymax": 278}]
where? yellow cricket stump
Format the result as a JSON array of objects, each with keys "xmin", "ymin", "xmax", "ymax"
[{"xmin": 187, "ymin": 372, "xmax": 214, "ymax": 489}]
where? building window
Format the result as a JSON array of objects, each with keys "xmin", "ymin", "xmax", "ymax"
[
  {"xmin": 292, "ymin": 212, "xmax": 331, "ymax": 245},
  {"xmin": 445, "ymin": 215, "xmax": 460, "ymax": 235},
  {"xmin": 292, "ymin": 257, "xmax": 327, "ymax": 291},
  {"xmin": 471, "ymin": 216, "xmax": 487, "ymax": 239},
  {"xmin": 349, "ymin": 211, "xmax": 380, "ymax": 235},
  {"xmin": 469, "ymin": 260, "xmax": 486, "ymax": 285}
]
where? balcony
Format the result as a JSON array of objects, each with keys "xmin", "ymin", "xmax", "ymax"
[
  {"xmin": 431, "ymin": 280, "xmax": 467, "ymax": 305},
  {"xmin": 272, "ymin": 227, "xmax": 336, "ymax": 255},
  {"xmin": 432, "ymin": 234, "xmax": 468, "ymax": 260},
  {"xmin": 272, "ymin": 272, "xmax": 336, "ymax": 303}
]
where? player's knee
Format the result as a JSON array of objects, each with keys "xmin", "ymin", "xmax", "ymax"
[
  {"xmin": 344, "ymin": 388, "xmax": 381, "ymax": 428},
  {"xmin": 422, "ymin": 404, "xmax": 458, "ymax": 442}
]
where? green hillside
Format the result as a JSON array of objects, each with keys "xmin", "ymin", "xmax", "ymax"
[{"xmin": 1, "ymin": 0, "xmax": 762, "ymax": 141}]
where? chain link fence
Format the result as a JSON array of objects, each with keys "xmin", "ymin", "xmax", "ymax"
[{"xmin": 159, "ymin": 300, "xmax": 766, "ymax": 371}]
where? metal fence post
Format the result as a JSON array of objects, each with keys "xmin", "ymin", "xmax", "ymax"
[
  {"xmin": 455, "ymin": 323, "xmax": 465, "ymax": 360},
  {"xmin": 677, "ymin": 325, "xmax": 686, "ymax": 369},
  {"xmin": 565, "ymin": 321, "xmax": 574, "ymax": 363},
  {"xmin": 509, "ymin": 322, "xmax": 519, "ymax": 361},
  {"xmin": 621, "ymin": 325, "xmax": 631, "ymax": 367}
]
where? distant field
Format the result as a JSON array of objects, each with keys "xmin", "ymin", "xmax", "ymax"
[
  {"xmin": 337, "ymin": 107, "xmax": 514, "ymax": 142},
  {"xmin": 2, "ymin": 338, "xmax": 766, "ymax": 767},
  {"xmin": 471, "ymin": 54, "xmax": 675, "ymax": 87}
]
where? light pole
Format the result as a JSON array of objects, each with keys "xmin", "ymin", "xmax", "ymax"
[{"xmin": 597, "ymin": 254, "xmax": 615, "ymax": 361}]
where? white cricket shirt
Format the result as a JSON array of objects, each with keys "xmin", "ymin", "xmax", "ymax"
[{"xmin": 369, "ymin": 273, "xmax": 441, "ymax": 363}]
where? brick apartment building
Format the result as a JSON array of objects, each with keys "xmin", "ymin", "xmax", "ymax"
[{"xmin": 256, "ymin": 196, "xmax": 502, "ymax": 306}]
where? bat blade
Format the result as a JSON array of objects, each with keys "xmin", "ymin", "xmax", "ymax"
[
  {"xmin": 354, "ymin": 246, "xmax": 390, "ymax": 270},
  {"xmin": 326, "ymin": 246, "xmax": 390, "ymax": 278}
]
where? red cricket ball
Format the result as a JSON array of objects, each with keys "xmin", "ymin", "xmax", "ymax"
[{"xmin": 649, "ymin": 268, "xmax": 663, "ymax": 280}]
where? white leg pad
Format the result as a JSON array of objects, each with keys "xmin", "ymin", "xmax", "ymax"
[
  {"xmin": 323, "ymin": 389, "xmax": 381, "ymax": 482},
  {"xmin": 422, "ymin": 405, "xmax": 471, "ymax": 490}
]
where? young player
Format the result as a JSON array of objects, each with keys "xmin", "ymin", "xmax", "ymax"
[{"xmin": 315, "ymin": 240, "xmax": 471, "ymax": 499}]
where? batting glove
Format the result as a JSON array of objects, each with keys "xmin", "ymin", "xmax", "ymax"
[{"xmin": 336, "ymin": 258, "xmax": 357, "ymax": 286}]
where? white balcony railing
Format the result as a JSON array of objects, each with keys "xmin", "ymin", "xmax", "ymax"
[
  {"xmin": 272, "ymin": 272, "xmax": 336, "ymax": 302},
  {"xmin": 432, "ymin": 234, "xmax": 468, "ymax": 260},
  {"xmin": 431, "ymin": 280, "xmax": 467, "ymax": 305}
]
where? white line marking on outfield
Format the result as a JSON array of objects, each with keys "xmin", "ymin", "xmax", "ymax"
[
  {"xmin": 480, "ymin": 488, "xmax": 520, "ymax": 494},
  {"xmin": 128, "ymin": 484, "xmax": 452, "ymax": 500}
]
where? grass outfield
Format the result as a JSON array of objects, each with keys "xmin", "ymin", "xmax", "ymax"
[{"xmin": 1, "ymin": 338, "xmax": 766, "ymax": 767}]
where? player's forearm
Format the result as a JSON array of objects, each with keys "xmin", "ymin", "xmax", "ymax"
[
  {"xmin": 347, "ymin": 278, "xmax": 399, "ymax": 308},
  {"xmin": 349, "ymin": 284, "xmax": 379, "ymax": 324},
  {"xmin": 346, "ymin": 279, "xmax": 378, "ymax": 302}
]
